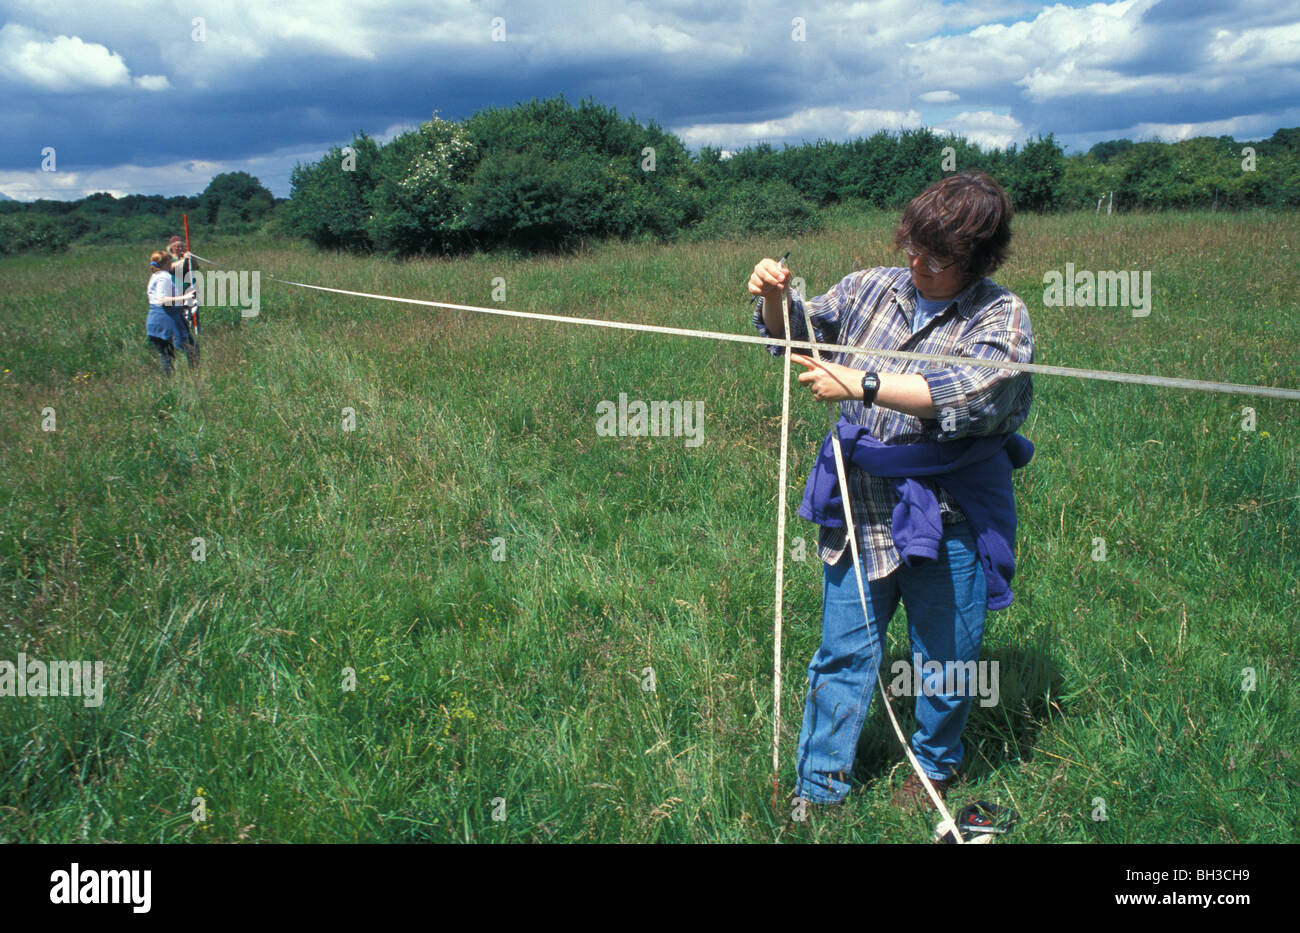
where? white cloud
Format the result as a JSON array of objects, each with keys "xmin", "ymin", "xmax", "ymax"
[
  {"xmin": 377, "ymin": 121, "xmax": 420, "ymax": 143},
  {"xmin": 0, "ymin": 24, "xmax": 132, "ymax": 91},
  {"xmin": 904, "ymin": 0, "xmax": 1158, "ymax": 100},
  {"xmin": 934, "ymin": 110, "xmax": 1025, "ymax": 149},
  {"xmin": 1125, "ymin": 113, "xmax": 1283, "ymax": 142},
  {"xmin": 1206, "ymin": 22, "xmax": 1300, "ymax": 69},
  {"xmin": 1016, "ymin": 60, "xmax": 1239, "ymax": 99},
  {"xmin": 606, "ymin": 14, "xmax": 706, "ymax": 55},
  {"xmin": 673, "ymin": 106, "xmax": 922, "ymax": 149},
  {"xmin": 0, "ymin": 142, "xmax": 332, "ymax": 201},
  {"xmin": 0, "ymin": 0, "xmax": 490, "ymax": 80},
  {"xmin": 0, "ymin": 169, "xmax": 89, "ymax": 200},
  {"xmin": 919, "ymin": 90, "xmax": 959, "ymax": 103},
  {"xmin": 133, "ymin": 74, "xmax": 170, "ymax": 91},
  {"xmin": 525, "ymin": 7, "xmax": 744, "ymax": 62}
]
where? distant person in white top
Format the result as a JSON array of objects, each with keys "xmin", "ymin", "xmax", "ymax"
[{"xmin": 145, "ymin": 250, "xmax": 197, "ymax": 376}]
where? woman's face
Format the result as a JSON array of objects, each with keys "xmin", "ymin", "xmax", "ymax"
[{"xmin": 907, "ymin": 248, "xmax": 968, "ymax": 301}]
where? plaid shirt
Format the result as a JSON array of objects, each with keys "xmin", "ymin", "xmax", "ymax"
[{"xmin": 754, "ymin": 266, "xmax": 1034, "ymax": 579}]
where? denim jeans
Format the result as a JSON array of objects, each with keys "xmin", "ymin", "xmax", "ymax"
[{"xmin": 794, "ymin": 520, "xmax": 987, "ymax": 803}]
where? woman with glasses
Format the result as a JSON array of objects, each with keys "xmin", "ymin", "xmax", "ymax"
[{"xmin": 747, "ymin": 170, "xmax": 1035, "ymax": 811}]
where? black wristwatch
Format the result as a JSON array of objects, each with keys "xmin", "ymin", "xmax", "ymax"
[{"xmin": 860, "ymin": 372, "xmax": 881, "ymax": 406}]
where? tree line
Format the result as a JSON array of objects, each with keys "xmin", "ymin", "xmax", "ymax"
[
  {"xmin": 0, "ymin": 171, "xmax": 275, "ymax": 256},
  {"xmin": 2, "ymin": 96, "xmax": 1297, "ymax": 258},
  {"xmin": 282, "ymin": 98, "xmax": 1299, "ymax": 256}
]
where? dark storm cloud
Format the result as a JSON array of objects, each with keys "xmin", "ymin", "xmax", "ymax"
[{"xmin": 0, "ymin": 0, "xmax": 1296, "ymax": 198}]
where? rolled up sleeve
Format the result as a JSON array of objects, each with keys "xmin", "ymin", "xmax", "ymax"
[
  {"xmin": 753, "ymin": 293, "xmax": 807, "ymax": 357},
  {"xmin": 752, "ymin": 273, "xmax": 855, "ymax": 356},
  {"xmin": 922, "ymin": 294, "xmax": 1034, "ymax": 439}
]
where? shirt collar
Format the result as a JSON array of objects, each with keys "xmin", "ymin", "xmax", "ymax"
[{"xmin": 891, "ymin": 268, "xmax": 987, "ymax": 321}]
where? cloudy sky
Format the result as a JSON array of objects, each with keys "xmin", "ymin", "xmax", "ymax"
[{"xmin": 2, "ymin": 0, "xmax": 1298, "ymax": 200}]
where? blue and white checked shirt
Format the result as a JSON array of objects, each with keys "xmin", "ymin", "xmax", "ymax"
[{"xmin": 754, "ymin": 266, "xmax": 1034, "ymax": 578}]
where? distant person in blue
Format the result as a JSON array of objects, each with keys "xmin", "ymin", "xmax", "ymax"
[
  {"xmin": 747, "ymin": 171, "xmax": 1034, "ymax": 809},
  {"xmin": 146, "ymin": 249, "xmax": 198, "ymax": 376},
  {"xmin": 167, "ymin": 235, "xmax": 199, "ymax": 346}
]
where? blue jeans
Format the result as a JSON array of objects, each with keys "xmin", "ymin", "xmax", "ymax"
[{"xmin": 794, "ymin": 521, "xmax": 987, "ymax": 803}]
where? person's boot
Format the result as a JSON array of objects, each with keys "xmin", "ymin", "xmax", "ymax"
[
  {"xmin": 184, "ymin": 342, "xmax": 199, "ymax": 371},
  {"xmin": 891, "ymin": 772, "xmax": 951, "ymax": 811},
  {"xmin": 160, "ymin": 352, "xmax": 173, "ymax": 377}
]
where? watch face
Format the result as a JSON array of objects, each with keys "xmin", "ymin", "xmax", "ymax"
[{"xmin": 861, "ymin": 373, "xmax": 879, "ymax": 404}]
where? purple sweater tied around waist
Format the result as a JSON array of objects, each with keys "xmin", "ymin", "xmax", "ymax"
[{"xmin": 798, "ymin": 420, "xmax": 1034, "ymax": 611}]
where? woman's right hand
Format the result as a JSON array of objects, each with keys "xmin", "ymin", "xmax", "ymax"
[{"xmin": 748, "ymin": 258, "xmax": 789, "ymax": 306}]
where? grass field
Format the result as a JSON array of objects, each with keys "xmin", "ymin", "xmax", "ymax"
[{"xmin": 0, "ymin": 207, "xmax": 1296, "ymax": 842}]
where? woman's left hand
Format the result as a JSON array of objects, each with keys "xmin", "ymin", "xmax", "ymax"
[{"xmin": 791, "ymin": 354, "xmax": 860, "ymax": 402}]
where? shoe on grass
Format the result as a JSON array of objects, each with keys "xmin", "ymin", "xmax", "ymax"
[{"xmin": 891, "ymin": 772, "xmax": 951, "ymax": 811}]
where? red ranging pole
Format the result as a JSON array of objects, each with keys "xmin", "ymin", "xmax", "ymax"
[{"xmin": 183, "ymin": 213, "xmax": 198, "ymax": 339}]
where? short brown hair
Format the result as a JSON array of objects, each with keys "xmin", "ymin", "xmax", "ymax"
[{"xmin": 894, "ymin": 171, "xmax": 1012, "ymax": 280}]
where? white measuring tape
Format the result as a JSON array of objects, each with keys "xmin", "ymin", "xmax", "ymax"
[
  {"xmin": 770, "ymin": 284, "xmax": 792, "ymax": 805},
  {"xmin": 188, "ymin": 254, "xmax": 1300, "ymax": 401}
]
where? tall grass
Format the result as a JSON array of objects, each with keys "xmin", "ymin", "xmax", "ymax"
[{"xmin": 0, "ymin": 208, "xmax": 1296, "ymax": 842}]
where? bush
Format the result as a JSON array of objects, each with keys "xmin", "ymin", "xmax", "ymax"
[
  {"xmin": 1010, "ymin": 134, "xmax": 1066, "ymax": 212},
  {"xmin": 368, "ymin": 117, "xmax": 475, "ymax": 255},
  {"xmin": 285, "ymin": 135, "xmax": 380, "ymax": 250},
  {"xmin": 199, "ymin": 172, "xmax": 275, "ymax": 227},
  {"xmin": 0, "ymin": 214, "xmax": 71, "ymax": 255},
  {"xmin": 457, "ymin": 151, "xmax": 615, "ymax": 250},
  {"xmin": 688, "ymin": 179, "xmax": 821, "ymax": 241}
]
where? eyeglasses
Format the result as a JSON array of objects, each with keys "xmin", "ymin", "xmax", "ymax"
[{"xmin": 903, "ymin": 241, "xmax": 956, "ymax": 275}]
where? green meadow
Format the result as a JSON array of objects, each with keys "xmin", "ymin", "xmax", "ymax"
[{"xmin": 0, "ymin": 207, "xmax": 1296, "ymax": 842}]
